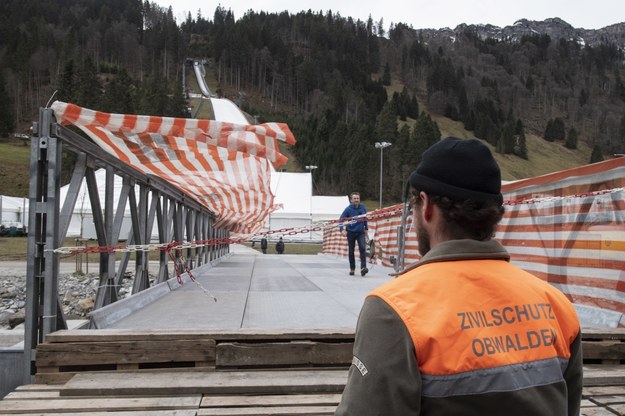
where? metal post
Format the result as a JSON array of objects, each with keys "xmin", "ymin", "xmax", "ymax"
[
  {"xmin": 24, "ymin": 107, "xmax": 65, "ymax": 382},
  {"xmin": 305, "ymin": 165, "xmax": 317, "ymax": 239},
  {"xmin": 374, "ymin": 142, "xmax": 392, "ymax": 209}
]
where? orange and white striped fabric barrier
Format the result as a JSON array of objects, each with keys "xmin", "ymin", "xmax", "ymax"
[
  {"xmin": 51, "ymin": 101, "xmax": 295, "ymax": 234},
  {"xmin": 324, "ymin": 158, "xmax": 625, "ymax": 325}
]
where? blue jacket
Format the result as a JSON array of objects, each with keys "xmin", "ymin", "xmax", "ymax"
[{"xmin": 339, "ymin": 204, "xmax": 368, "ymax": 233}]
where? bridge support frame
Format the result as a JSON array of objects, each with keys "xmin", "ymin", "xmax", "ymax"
[{"xmin": 23, "ymin": 107, "xmax": 228, "ymax": 382}]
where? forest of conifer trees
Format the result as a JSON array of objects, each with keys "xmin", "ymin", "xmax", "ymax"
[{"xmin": 0, "ymin": 0, "xmax": 624, "ymax": 200}]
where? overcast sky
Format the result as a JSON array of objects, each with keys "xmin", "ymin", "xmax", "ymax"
[{"xmin": 154, "ymin": 0, "xmax": 623, "ymax": 30}]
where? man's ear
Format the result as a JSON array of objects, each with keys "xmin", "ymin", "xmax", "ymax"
[{"xmin": 420, "ymin": 192, "xmax": 434, "ymax": 221}]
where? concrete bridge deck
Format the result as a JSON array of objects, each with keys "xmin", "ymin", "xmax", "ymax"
[{"xmin": 100, "ymin": 245, "xmax": 395, "ymax": 331}]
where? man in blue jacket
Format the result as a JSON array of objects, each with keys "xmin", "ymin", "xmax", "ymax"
[{"xmin": 339, "ymin": 192, "xmax": 368, "ymax": 276}]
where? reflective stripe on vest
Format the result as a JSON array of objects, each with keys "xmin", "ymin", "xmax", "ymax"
[{"xmin": 370, "ymin": 259, "xmax": 579, "ymax": 396}]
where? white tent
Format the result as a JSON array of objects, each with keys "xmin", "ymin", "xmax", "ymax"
[
  {"xmin": 312, "ymin": 195, "xmax": 349, "ymax": 222},
  {"xmin": 59, "ymin": 169, "xmax": 136, "ymax": 240},
  {"xmin": 266, "ymin": 172, "xmax": 312, "ymax": 239},
  {"xmin": 263, "ymin": 172, "xmax": 346, "ymax": 242},
  {"xmin": 0, "ymin": 195, "xmax": 28, "ymax": 230}
]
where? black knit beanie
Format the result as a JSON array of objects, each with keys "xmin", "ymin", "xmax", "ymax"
[{"xmin": 409, "ymin": 137, "xmax": 503, "ymax": 205}]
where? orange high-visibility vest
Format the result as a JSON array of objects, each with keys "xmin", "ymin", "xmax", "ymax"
[{"xmin": 370, "ymin": 259, "xmax": 579, "ymax": 376}]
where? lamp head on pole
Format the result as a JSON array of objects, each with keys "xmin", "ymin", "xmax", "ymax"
[{"xmin": 375, "ymin": 142, "xmax": 392, "ymax": 150}]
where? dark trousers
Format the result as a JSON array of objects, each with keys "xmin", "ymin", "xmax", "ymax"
[{"xmin": 346, "ymin": 231, "xmax": 367, "ymax": 270}]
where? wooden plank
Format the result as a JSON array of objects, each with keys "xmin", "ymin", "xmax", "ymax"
[
  {"xmin": 216, "ymin": 341, "xmax": 352, "ymax": 367},
  {"xmin": 35, "ymin": 366, "xmax": 219, "ymax": 385},
  {"xmin": 580, "ymin": 408, "xmax": 622, "ymax": 416},
  {"xmin": 583, "ymin": 365, "xmax": 625, "ymax": 386},
  {"xmin": 36, "ymin": 366, "xmax": 60, "ymax": 373},
  {"xmin": 39, "ymin": 327, "xmax": 621, "ymax": 343},
  {"xmin": 584, "ymin": 386, "xmax": 625, "ymax": 396},
  {"xmin": 606, "ymin": 404, "xmax": 625, "ymax": 415},
  {"xmin": 592, "ymin": 395, "xmax": 625, "ymax": 405},
  {"xmin": 0, "ymin": 396, "xmax": 201, "ymax": 414},
  {"xmin": 10, "ymin": 411, "xmax": 197, "ymax": 416},
  {"xmin": 3, "ymin": 390, "xmax": 61, "ymax": 400},
  {"xmin": 60, "ymin": 370, "xmax": 348, "ymax": 397},
  {"xmin": 36, "ymin": 339, "xmax": 216, "ymax": 366},
  {"xmin": 14, "ymin": 384, "xmax": 62, "ymax": 391},
  {"xmin": 583, "ymin": 341, "xmax": 625, "ymax": 361},
  {"xmin": 195, "ymin": 362, "xmax": 215, "ymax": 368},
  {"xmin": 44, "ymin": 329, "xmax": 355, "ymax": 343},
  {"xmin": 197, "ymin": 406, "xmax": 336, "ymax": 415},
  {"xmin": 200, "ymin": 393, "xmax": 342, "ymax": 407},
  {"xmin": 581, "ymin": 399, "xmax": 597, "ymax": 407},
  {"xmin": 583, "ymin": 329, "xmax": 625, "ymax": 341},
  {"xmin": 35, "ymin": 372, "xmax": 75, "ymax": 385}
]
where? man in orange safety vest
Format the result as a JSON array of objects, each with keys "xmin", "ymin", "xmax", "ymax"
[{"xmin": 335, "ymin": 137, "xmax": 582, "ymax": 415}]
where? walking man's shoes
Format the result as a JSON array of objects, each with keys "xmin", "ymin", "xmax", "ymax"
[
  {"xmin": 349, "ymin": 269, "xmax": 355, "ymax": 276},
  {"xmin": 361, "ymin": 267, "xmax": 368, "ymax": 276}
]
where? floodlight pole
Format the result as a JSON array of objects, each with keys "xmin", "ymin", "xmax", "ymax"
[
  {"xmin": 305, "ymin": 165, "xmax": 318, "ymax": 239},
  {"xmin": 375, "ymin": 142, "xmax": 392, "ymax": 209}
]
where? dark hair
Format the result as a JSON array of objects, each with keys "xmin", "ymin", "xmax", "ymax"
[{"xmin": 410, "ymin": 189, "xmax": 504, "ymax": 241}]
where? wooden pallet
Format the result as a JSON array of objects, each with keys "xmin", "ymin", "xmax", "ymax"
[
  {"xmin": 1, "ymin": 328, "xmax": 622, "ymax": 415},
  {"xmin": 0, "ymin": 370, "xmax": 345, "ymax": 415},
  {"xmin": 2, "ymin": 368, "xmax": 625, "ymax": 415},
  {"xmin": 583, "ymin": 328, "xmax": 625, "ymax": 365},
  {"xmin": 35, "ymin": 329, "xmax": 354, "ymax": 384}
]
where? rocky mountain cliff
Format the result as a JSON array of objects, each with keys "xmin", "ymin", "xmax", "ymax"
[{"xmin": 418, "ymin": 18, "xmax": 625, "ymax": 49}]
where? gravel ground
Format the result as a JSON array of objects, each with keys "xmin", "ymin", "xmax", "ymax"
[{"xmin": 0, "ymin": 261, "xmax": 143, "ymax": 331}]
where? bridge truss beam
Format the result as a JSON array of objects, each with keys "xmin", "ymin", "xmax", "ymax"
[{"xmin": 23, "ymin": 107, "xmax": 229, "ymax": 382}]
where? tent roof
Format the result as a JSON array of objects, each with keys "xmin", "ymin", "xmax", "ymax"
[
  {"xmin": 312, "ymin": 196, "xmax": 348, "ymax": 215},
  {"xmin": 270, "ymin": 172, "xmax": 311, "ymax": 215},
  {"xmin": 0, "ymin": 196, "xmax": 27, "ymax": 212}
]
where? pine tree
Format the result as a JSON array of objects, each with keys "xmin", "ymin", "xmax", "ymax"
[
  {"xmin": 137, "ymin": 73, "xmax": 169, "ymax": 116},
  {"xmin": 552, "ymin": 118, "xmax": 566, "ymax": 140},
  {"xmin": 497, "ymin": 120, "xmax": 515, "ymax": 154},
  {"xmin": 75, "ymin": 58, "xmax": 102, "ymax": 109},
  {"xmin": 412, "ymin": 111, "xmax": 441, "ymax": 164},
  {"xmin": 101, "ymin": 69, "xmax": 135, "ymax": 114},
  {"xmin": 0, "ymin": 71, "xmax": 15, "ymax": 137},
  {"xmin": 382, "ymin": 63, "xmax": 391, "ymax": 86},
  {"xmin": 544, "ymin": 118, "xmax": 565, "ymax": 142},
  {"xmin": 565, "ymin": 127, "xmax": 578, "ymax": 150},
  {"xmin": 514, "ymin": 119, "xmax": 528, "ymax": 160},
  {"xmin": 408, "ymin": 96, "xmax": 419, "ymax": 119},
  {"xmin": 590, "ymin": 144, "xmax": 604, "ymax": 164},
  {"xmin": 167, "ymin": 77, "xmax": 190, "ymax": 118},
  {"xmin": 618, "ymin": 115, "xmax": 625, "ymax": 152},
  {"xmin": 58, "ymin": 60, "xmax": 77, "ymax": 104},
  {"xmin": 375, "ymin": 101, "xmax": 398, "ymax": 144}
]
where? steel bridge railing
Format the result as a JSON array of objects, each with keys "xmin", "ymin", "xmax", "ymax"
[{"xmin": 23, "ymin": 107, "xmax": 230, "ymax": 382}]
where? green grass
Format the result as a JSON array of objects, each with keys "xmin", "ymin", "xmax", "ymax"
[
  {"xmin": 0, "ymin": 237, "xmax": 324, "ymax": 262},
  {"xmin": 431, "ymin": 114, "xmax": 594, "ymax": 181},
  {"xmin": 0, "ymin": 139, "xmax": 31, "ymax": 197},
  {"xmin": 0, "ymin": 237, "xmax": 151, "ymax": 262},
  {"xmin": 241, "ymin": 242, "xmax": 323, "ymax": 255}
]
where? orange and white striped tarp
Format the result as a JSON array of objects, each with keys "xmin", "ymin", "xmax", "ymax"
[
  {"xmin": 324, "ymin": 158, "xmax": 625, "ymax": 326},
  {"xmin": 51, "ymin": 101, "xmax": 296, "ymax": 234}
]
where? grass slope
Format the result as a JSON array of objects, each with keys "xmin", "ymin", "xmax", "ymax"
[
  {"xmin": 431, "ymin": 114, "xmax": 594, "ymax": 181},
  {"xmin": 0, "ymin": 139, "xmax": 31, "ymax": 197}
]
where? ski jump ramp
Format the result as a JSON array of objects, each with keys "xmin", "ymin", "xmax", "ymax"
[{"xmin": 192, "ymin": 60, "xmax": 249, "ymax": 125}]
